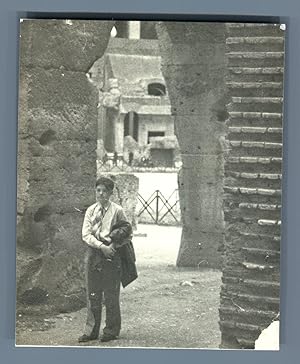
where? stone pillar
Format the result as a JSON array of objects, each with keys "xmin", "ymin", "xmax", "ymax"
[
  {"xmin": 156, "ymin": 22, "xmax": 228, "ymax": 268},
  {"xmin": 17, "ymin": 20, "xmax": 113, "ymax": 311},
  {"xmin": 114, "ymin": 113, "xmax": 124, "ymax": 154},
  {"xmin": 116, "ymin": 113, "xmax": 125, "ymax": 153},
  {"xmin": 128, "ymin": 21, "xmax": 141, "ymax": 39},
  {"xmin": 102, "ymin": 78, "xmax": 121, "ymax": 153}
]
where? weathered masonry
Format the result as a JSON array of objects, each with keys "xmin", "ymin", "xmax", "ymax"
[
  {"xmin": 219, "ymin": 23, "xmax": 285, "ymax": 348},
  {"xmin": 156, "ymin": 22, "xmax": 228, "ymax": 268},
  {"xmin": 17, "ymin": 20, "xmax": 113, "ymax": 311}
]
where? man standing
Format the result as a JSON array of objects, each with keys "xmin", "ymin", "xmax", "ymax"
[
  {"xmin": 128, "ymin": 151, "xmax": 134, "ymax": 166},
  {"xmin": 78, "ymin": 176, "xmax": 136, "ymax": 343}
]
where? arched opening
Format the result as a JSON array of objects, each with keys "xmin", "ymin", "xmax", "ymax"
[
  {"xmin": 147, "ymin": 82, "xmax": 166, "ymax": 96},
  {"xmin": 124, "ymin": 111, "xmax": 139, "ymax": 142}
]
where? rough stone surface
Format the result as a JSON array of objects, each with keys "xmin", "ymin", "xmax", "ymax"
[
  {"xmin": 156, "ymin": 22, "xmax": 228, "ymax": 268},
  {"xmin": 20, "ymin": 20, "xmax": 114, "ymax": 71},
  {"xmin": 17, "ymin": 20, "xmax": 113, "ymax": 312}
]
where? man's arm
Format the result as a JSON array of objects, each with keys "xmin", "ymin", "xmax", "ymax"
[
  {"xmin": 82, "ymin": 207, "xmax": 116, "ymax": 259},
  {"xmin": 82, "ymin": 207, "xmax": 103, "ymax": 249},
  {"xmin": 108, "ymin": 208, "xmax": 133, "ymax": 249}
]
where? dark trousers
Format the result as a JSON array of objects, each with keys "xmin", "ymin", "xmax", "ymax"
[{"xmin": 84, "ymin": 254, "xmax": 121, "ymax": 338}]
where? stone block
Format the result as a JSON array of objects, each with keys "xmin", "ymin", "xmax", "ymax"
[
  {"xmin": 26, "ymin": 68, "xmax": 98, "ymax": 111},
  {"xmin": 156, "ymin": 22, "xmax": 226, "ymax": 45},
  {"xmin": 17, "ymin": 20, "xmax": 112, "ymax": 312},
  {"xmin": 25, "ymin": 105, "xmax": 96, "ymax": 142},
  {"xmin": 20, "ymin": 20, "xmax": 113, "ymax": 71},
  {"xmin": 161, "ymin": 65, "xmax": 227, "ymax": 111}
]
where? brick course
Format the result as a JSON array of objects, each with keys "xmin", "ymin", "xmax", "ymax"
[{"xmin": 219, "ymin": 23, "xmax": 285, "ymax": 349}]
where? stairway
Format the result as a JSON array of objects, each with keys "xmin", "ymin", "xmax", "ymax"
[{"xmin": 219, "ymin": 23, "xmax": 285, "ymax": 349}]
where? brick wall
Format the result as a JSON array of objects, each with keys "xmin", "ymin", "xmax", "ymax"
[{"xmin": 219, "ymin": 23, "xmax": 285, "ymax": 348}]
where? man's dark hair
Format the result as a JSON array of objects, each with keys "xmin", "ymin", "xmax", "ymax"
[{"xmin": 95, "ymin": 176, "xmax": 115, "ymax": 191}]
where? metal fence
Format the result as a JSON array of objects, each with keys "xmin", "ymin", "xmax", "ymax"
[
  {"xmin": 97, "ymin": 159, "xmax": 179, "ymax": 173},
  {"xmin": 137, "ymin": 189, "xmax": 181, "ymax": 226}
]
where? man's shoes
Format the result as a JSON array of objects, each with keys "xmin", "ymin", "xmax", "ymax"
[
  {"xmin": 78, "ymin": 334, "xmax": 99, "ymax": 343},
  {"xmin": 100, "ymin": 334, "xmax": 118, "ymax": 342}
]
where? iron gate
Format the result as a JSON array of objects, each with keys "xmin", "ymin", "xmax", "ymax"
[{"xmin": 137, "ymin": 189, "xmax": 181, "ymax": 225}]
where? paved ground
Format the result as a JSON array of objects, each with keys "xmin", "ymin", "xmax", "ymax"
[
  {"xmin": 16, "ymin": 224, "xmax": 222, "ymax": 349},
  {"xmin": 133, "ymin": 223, "xmax": 182, "ymax": 266}
]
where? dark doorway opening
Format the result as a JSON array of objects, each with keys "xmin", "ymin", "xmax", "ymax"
[
  {"xmin": 124, "ymin": 112, "xmax": 139, "ymax": 142},
  {"xmin": 148, "ymin": 131, "xmax": 165, "ymax": 144}
]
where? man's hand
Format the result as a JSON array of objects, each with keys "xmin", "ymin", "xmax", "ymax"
[
  {"xmin": 100, "ymin": 243, "xmax": 116, "ymax": 259},
  {"xmin": 98, "ymin": 233, "xmax": 112, "ymax": 245},
  {"xmin": 104, "ymin": 236, "xmax": 112, "ymax": 244}
]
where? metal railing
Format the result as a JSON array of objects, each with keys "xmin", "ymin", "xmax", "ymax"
[
  {"xmin": 97, "ymin": 159, "xmax": 181, "ymax": 173},
  {"xmin": 137, "ymin": 189, "xmax": 181, "ymax": 225}
]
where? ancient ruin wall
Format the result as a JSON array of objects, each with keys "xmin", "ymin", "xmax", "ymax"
[
  {"xmin": 219, "ymin": 23, "xmax": 284, "ymax": 348},
  {"xmin": 156, "ymin": 22, "xmax": 228, "ymax": 268},
  {"xmin": 17, "ymin": 20, "xmax": 113, "ymax": 311}
]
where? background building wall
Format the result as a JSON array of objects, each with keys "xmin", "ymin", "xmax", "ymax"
[{"xmin": 138, "ymin": 114, "xmax": 174, "ymax": 146}]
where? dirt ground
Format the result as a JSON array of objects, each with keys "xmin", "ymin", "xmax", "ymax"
[{"xmin": 16, "ymin": 224, "xmax": 222, "ymax": 349}]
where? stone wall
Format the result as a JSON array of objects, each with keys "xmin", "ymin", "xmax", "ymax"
[
  {"xmin": 17, "ymin": 20, "xmax": 113, "ymax": 312},
  {"xmin": 156, "ymin": 22, "xmax": 228, "ymax": 268},
  {"xmin": 219, "ymin": 23, "xmax": 284, "ymax": 348}
]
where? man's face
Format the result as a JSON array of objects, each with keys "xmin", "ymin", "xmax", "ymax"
[{"xmin": 96, "ymin": 184, "xmax": 113, "ymax": 204}]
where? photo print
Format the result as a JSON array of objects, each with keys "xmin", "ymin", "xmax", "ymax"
[{"xmin": 16, "ymin": 19, "xmax": 285, "ymax": 349}]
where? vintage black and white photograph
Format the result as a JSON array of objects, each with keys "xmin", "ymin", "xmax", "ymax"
[{"xmin": 16, "ymin": 19, "xmax": 285, "ymax": 349}]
